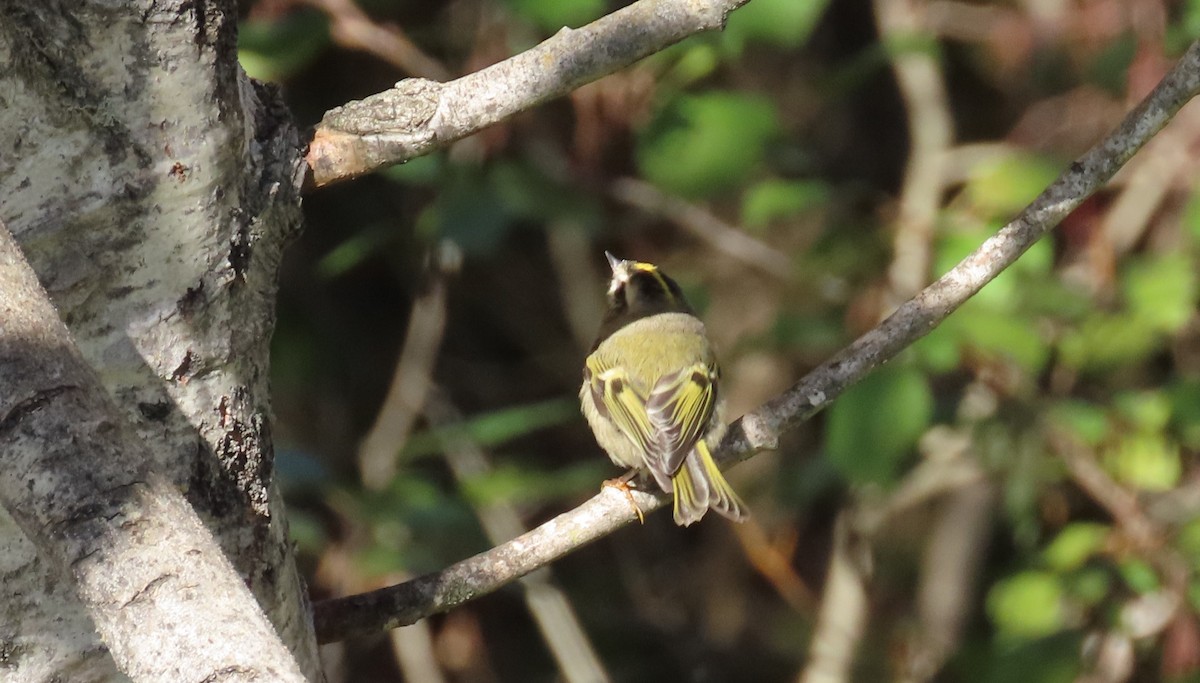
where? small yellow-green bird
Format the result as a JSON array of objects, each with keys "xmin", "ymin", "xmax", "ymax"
[{"xmin": 580, "ymin": 252, "xmax": 748, "ymax": 526}]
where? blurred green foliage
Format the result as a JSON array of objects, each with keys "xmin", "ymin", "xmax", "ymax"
[
  {"xmin": 249, "ymin": 0, "xmax": 1200, "ymax": 680},
  {"xmin": 636, "ymin": 91, "xmax": 780, "ymax": 197}
]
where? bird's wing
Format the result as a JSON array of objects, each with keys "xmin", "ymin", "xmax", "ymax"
[
  {"xmin": 645, "ymin": 362, "xmax": 718, "ymax": 477},
  {"xmin": 586, "ymin": 355, "xmax": 665, "ymax": 487},
  {"xmin": 585, "ymin": 355, "xmax": 718, "ymax": 488}
]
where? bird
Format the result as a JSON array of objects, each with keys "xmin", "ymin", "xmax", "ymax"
[{"xmin": 579, "ymin": 252, "xmax": 748, "ymax": 526}]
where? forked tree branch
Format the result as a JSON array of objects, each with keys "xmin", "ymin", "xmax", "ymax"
[
  {"xmin": 304, "ymin": 0, "xmax": 750, "ymax": 187},
  {"xmin": 313, "ymin": 40, "xmax": 1200, "ymax": 644}
]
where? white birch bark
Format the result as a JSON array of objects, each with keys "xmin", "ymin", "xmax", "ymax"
[{"xmin": 0, "ymin": 1, "xmax": 318, "ymax": 679}]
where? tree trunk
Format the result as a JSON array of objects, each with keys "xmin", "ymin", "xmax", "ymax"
[{"xmin": 0, "ymin": 1, "xmax": 318, "ymax": 679}]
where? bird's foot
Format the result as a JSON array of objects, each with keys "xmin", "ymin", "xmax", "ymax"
[{"xmin": 602, "ymin": 471, "xmax": 645, "ymax": 524}]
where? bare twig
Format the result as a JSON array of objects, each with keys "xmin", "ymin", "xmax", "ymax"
[
  {"xmin": 312, "ymin": 39, "xmax": 1200, "ymax": 644},
  {"xmin": 300, "ymin": 0, "xmax": 450, "ymax": 80},
  {"xmin": 905, "ymin": 479, "xmax": 995, "ymax": 682},
  {"xmin": 1101, "ymin": 104, "xmax": 1200, "ymax": 254},
  {"xmin": 305, "ymin": 0, "xmax": 751, "ymax": 187},
  {"xmin": 546, "ymin": 220, "xmax": 607, "ymax": 350},
  {"xmin": 799, "ymin": 513, "xmax": 870, "ymax": 683},
  {"xmin": 730, "ymin": 519, "xmax": 814, "ymax": 612},
  {"xmin": 389, "ymin": 619, "xmax": 447, "ymax": 683},
  {"xmin": 610, "ymin": 177, "xmax": 793, "ymax": 280},
  {"xmin": 1049, "ymin": 431, "xmax": 1161, "ymax": 549},
  {"xmin": 357, "ymin": 242, "xmax": 461, "ymax": 488},
  {"xmin": 875, "ymin": 0, "xmax": 954, "ymax": 303}
]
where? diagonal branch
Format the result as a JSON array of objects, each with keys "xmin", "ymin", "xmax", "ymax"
[
  {"xmin": 305, "ymin": 0, "xmax": 751, "ymax": 187},
  {"xmin": 313, "ymin": 39, "xmax": 1200, "ymax": 644}
]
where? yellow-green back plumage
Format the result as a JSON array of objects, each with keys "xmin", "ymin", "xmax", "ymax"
[{"xmin": 580, "ymin": 255, "xmax": 748, "ymax": 526}]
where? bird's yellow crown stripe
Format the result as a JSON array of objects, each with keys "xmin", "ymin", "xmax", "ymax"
[{"xmin": 630, "ymin": 261, "xmax": 675, "ymax": 304}]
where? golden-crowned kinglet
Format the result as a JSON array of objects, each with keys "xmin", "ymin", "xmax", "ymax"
[{"xmin": 580, "ymin": 253, "xmax": 748, "ymax": 526}]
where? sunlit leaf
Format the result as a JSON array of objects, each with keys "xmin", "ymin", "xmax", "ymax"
[
  {"xmin": 965, "ymin": 154, "xmax": 1061, "ymax": 218},
  {"xmin": 1114, "ymin": 390, "xmax": 1172, "ymax": 433},
  {"xmin": 1042, "ymin": 523, "xmax": 1110, "ymax": 572},
  {"xmin": 1058, "ymin": 313, "xmax": 1161, "ymax": 371},
  {"xmin": 987, "ymin": 571, "xmax": 1067, "ymax": 638},
  {"xmin": 1122, "ymin": 253, "xmax": 1197, "ymax": 334},
  {"xmin": 1104, "ymin": 433, "xmax": 1181, "ymax": 491}
]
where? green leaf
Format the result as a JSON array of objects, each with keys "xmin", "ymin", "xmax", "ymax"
[
  {"xmin": 1087, "ymin": 33, "xmax": 1136, "ymax": 94},
  {"xmin": 741, "ymin": 179, "xmax": 830, "ymax": 230},
  {"xmin": 1114, "ymin": 390, "xmax": 1172, "ymax": 433},
  {"xmin": 1169, "ymin": 380, "xmax": 1200, "ymax": 449},
  {"xmin": 1067, "ymin": 567, "xmax": 1113, "ymax": 606},
  {"xmin": 490, "ymin": 161, "xmax": 601, "ymax": 225},
  {"xmin": 956, "ymin": 304, "xmax": 1052, "ymax": 374},
  {"xmin": 911, "ymin": 319, "xmax": 961, "ymax": 373},
  {"xmin": 402, "ymin": 398, "xmax": 581, "ymax": 460},
  {"xmin": 1104, "ymin": 433, "xmax": 1181, "ymax": 491},
  {"xmin": 965, "ymin": 154, "xmax": 1061, "ymax": 218},
  {"xmin": 459, "ymin": 460, "xmax": 609, "ymax": 506},
  {"xmin": 1058, "ymin": 313, "xmax": 1161, "ymax": 371},
  {"xmin": 987, "ymin": 571, "xmax": 1067, "ymax": 639},
  {"xmin": 637, "ymin": 92, "xmax": 779, "ymax": 198},
  {"xmin": 1122, "ymin": 253, "xmax": 1197, "ymax": 334},
  {"xmin": 972, "ymin": 634, "xmax": 1081, "ymax": 683},
  {"xmin": 824, "ymin": 364, "xmax": 933, "ymax": 485},
  {"xmin": 238, "ymin": 11, "xmax": 330, "ymax": 82},
  {"xmin": 1042, "ymin": 523, "xmax": 1110, "ymax": 572},
  {"xmin": 1117, "ymin": 558, "xmax": 1160, "ymax": 593},
  {"xmin": 724, "ymin": 0, "xmax": 830, "ymax": 49},
  {"xmin": 1176, "ymin": 518, "xmax": 1200, "ymax": 567},
  {"xmin": 1047, "ymin": 401, "xmax": 1111, "ymax": 446},
  {"xmin": 316, "ymin": 227, "xmax": 391, "ymax": 279}
]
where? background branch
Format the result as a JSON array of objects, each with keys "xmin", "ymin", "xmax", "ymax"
[{"xmin": 312, "ymin": 39, "xmax": 1200, "ymax": 643}]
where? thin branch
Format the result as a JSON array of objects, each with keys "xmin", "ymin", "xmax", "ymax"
[
  {"xmin": 300, "ymin": 0, "xmax": 450, "ymax": 80},
  {"xmin": 357, "ymin": 242, "xmax": 460, "ymax": 488},
  {"xmin": 305, "ymin": 0, "xmax": 751, "ymax": 187},
  {"xmin": 610, "ymin": 177, "xmax": 794, "ymax": 280},
  {"xmin": 798, "ymin": 512, "xmax": 870, "ymax": 683},
  {"xmin": 730, "ymin": 519, "xmax": 814, "ymax": 612},
  {"xmin": 875, "ymin": 0, "xmax": 954, "ymax": 303},
  {"xmin": 1101, "ymin": 103, "xmax": 1200, "ymax": 255},
  {"xmin": 312, "ymin": 39, "xmax": 1200, "ymax": 645}
]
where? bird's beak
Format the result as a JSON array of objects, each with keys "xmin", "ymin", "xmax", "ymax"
[{"xmin": 604, "ymin": 251, "xmax": 623, "ymax": 273}]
